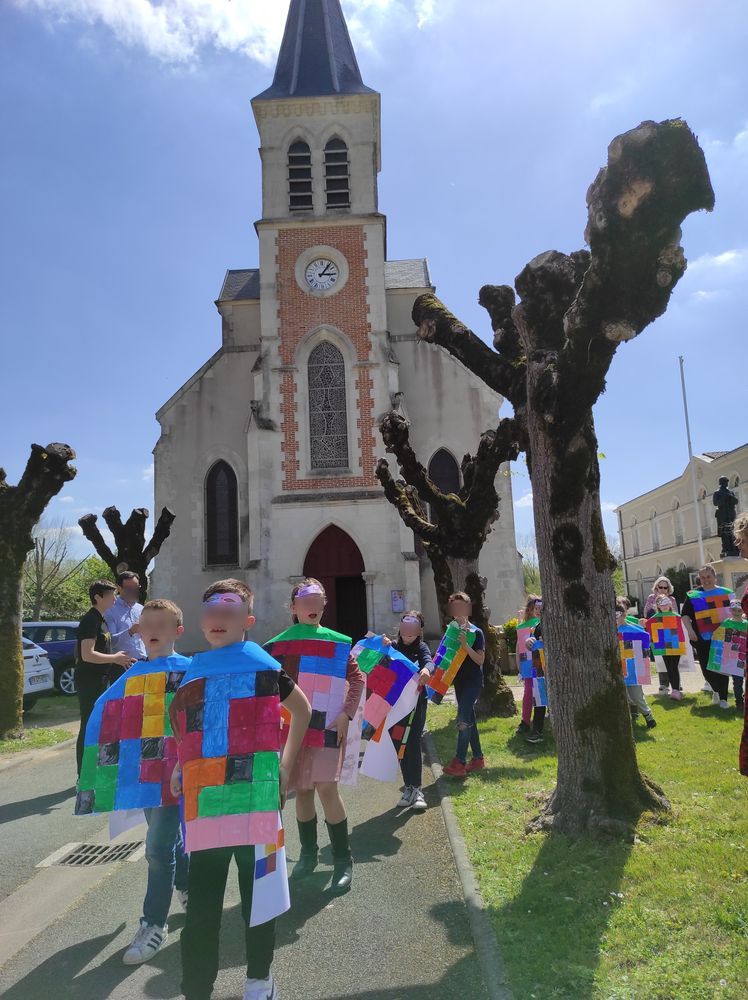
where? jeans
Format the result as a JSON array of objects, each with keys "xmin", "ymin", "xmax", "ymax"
[
  {"xmin": 181, "ymin": 846, "xmax": 275, "ymax": 1000},
  {"xmin": 454, "ymin": 678, "xmax": 483, "ymax": 764},
  {"xmin": 399, "ymin": 689, "xmax": 428, "ymax": 788},
  {"xmin": 142, "ymin": 805, "xmax": 189, "ymax": 928}
]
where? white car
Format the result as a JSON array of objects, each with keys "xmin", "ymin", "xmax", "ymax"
[{"xmin": 22, "ymin": 637, "xmax": 55, "ymax": 710}]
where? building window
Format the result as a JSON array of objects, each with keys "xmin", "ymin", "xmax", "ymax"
[
  {"xmin": 288, "ymin": 140, "xmax": 313, "ymax": 213},
  {"xmin": 428, "ymin": 449, "xmax": 461, "ymax": 522},
  {"xmin": 324, "ymin": 137, "xmax": 350, "ymax": 209},
  {"xmin": 308, "ymin": 342, "xmax": 349, "ymax": 470},
  {"xmin": 206, "ymin": 461, "xmax": 239, "ymax": 566}
]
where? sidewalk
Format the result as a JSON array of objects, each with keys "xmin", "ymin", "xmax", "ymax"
[{"xmin": 0, "ymin": 746, "xmax": 488, "ymax": 999}]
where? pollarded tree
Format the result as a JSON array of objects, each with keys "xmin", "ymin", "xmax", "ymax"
[
  {"xmin": 78, "ymin": 505, "xmax": 176, "ymax": 603},
  {"xmin": 376, "ymin": 408, "xmax": 523, "ymax": 716},
  {"xmin": 0, "ymin": 443, "xmax": 76, "ymax": 738},
  {"xmin": 411, "ymin": 120, "xmax": 714, "ymax": 836}
]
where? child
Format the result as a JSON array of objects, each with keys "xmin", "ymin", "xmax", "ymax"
[
  {"xmin": 643, "ymin": 577, "xmax": 678, "ymax": 693},
  {"xmin": 616, "ymin": 599, "xmax": 656, "ymax": 729},
  {"xmin": 385, "ymin": 611, "xmax": 434, "ymax": 811},
  {"xmin": 264, "ymin": 579, "xmax": 365, "ymax": 895},
  {"xmin": 171, "ymin": 579, "xmax": 311, "ymax": 1000},
  {"xmin": 515, "ymin": 595, "xmax": 544, "ymax": 739},
  {"xmin": 441, "ymin": 592, "xmax": 486, "ymax": 777},
  {"xmin": 522, "ymin": 600, "xmax": 548, "ymax": 745},
  {"xmin": 646, "ymin": 593, "xmax": 684, "ymax": 700},
  {"xmin": 75, "ymin": 579, "xmax": 135, "ymax": 776}
]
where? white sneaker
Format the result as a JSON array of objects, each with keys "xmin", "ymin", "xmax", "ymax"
[
  {"xmin": 176, "ymin": 889, "xmax": 188, "ymax": 911},
  {"xmin": 397, "ymin": 786, "xmax": 414, "ymax": 808},
  {"xmin": 122, "ymin": 919, "xmax": 167, "ymax": 965},
  {"xmin": 719, "ymin": 700, "xmax": 729, "ymax": 710},
  {"xmin": 711, "ymin": 691, "xmax": 720, "ymax": 706},
  {"xmin": 244, "ymin": 973, "xmax": 278, "ymax": 1000},
  {"xmin": 410, "ymin": 788, "xmax": 427, "ymax": 812}
]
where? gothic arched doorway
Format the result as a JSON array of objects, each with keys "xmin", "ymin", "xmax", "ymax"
[{"xmin": 303, "ymin": 525, "xmax": 367, "ymax": 639}]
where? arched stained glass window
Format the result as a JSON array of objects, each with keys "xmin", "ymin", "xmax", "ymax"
[
  {"xmin": 308, "ymin": 342, "xmax": 349, "ymax": 470},
  {"xmin": 206, "ymin": 461, "xmax": 239, "ymax": 565}
]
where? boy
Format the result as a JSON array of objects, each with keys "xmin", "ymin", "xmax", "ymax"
[
  {"xmin": 121, "ymin": 599, "xmax": 191, "ymax": 964},
  {"xmin": 75, "ymin": 580, "xmax": 135, "ymax": 776},
  {"xmin": 170, "ymin": 579, "xmax": 311, "ymax": 1000},
  {"xmin": 616, "ymin": 599, "xmax": 656, "ymax": 729},
  {"xmin": 440, "ymin": 592, "xmax": 486, "ymax": 777}
]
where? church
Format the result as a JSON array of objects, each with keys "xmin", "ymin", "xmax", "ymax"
[{"xmin": 152, "ymin": 0, "xmax": 524, "ymax": 650}]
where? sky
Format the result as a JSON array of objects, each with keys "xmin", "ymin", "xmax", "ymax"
[{"xmin": 2, "ymin": 0, "xmax": 747, "ymax": 558}]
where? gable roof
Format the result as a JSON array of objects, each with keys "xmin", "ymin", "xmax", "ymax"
[{"xmin": 218, "ymin": 270, "xmax": 260, "ymax": 302}]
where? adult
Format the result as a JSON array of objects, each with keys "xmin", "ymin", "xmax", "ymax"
[
  {"xmin": 105, "ymin": 570, "xmax": 147, "ymax": 676},
  {"xmin": 75, "ymin": 580, "xmax": 135, "ymax": 775},
  {"xmin": 731, "ymin": 512, "xmax": 748, "ymax": 775},
  {"xmin": 643, "ymin": 576, "xmax": 679, "ymax": 694},
  {"xmin": 681, "ymin": 564, "xmax": 735, "ymax": 709}
]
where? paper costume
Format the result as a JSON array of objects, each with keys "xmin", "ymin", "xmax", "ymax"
[
  {"xmin": 264, "ymin": 623, "xmax": 358, "ymax": 789},
  {"xmin": 75, "ymin": 654, "xmax": 190, "ymax": 817},
  {"xmin": 359, "ymin": 677, "xmax": 421, "ymax": 783},
  {"xmin": 707, "ymin": 618, "xmax": 747, "ymax": 678},
  {"xmin": 686, "ymin": 587, "xmax": 734, "ymax": 641},
  {"xmin": 645, "ymin": 612, "xmax": 687, "ymax": 658},
  {"xmin": 516, "ymin": 617, "xmax": 547, "ymax": 707},
  {"xmin": 426, "ymin": 622, "xmax": 479, "ymax": 704},
  {"xmin": 617, "ymin": 622, "xmax": 652, "ymax": 686},
  {"xmin": 352, "ymin": 635, "xmax": 420, "ymax": 733}
]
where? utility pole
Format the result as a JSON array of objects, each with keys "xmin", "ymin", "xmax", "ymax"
[{"xmin": 679, "ymin": 356, "xmax": 705, "ymax": 567}]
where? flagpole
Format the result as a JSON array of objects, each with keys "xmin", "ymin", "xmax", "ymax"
[{"xmin": 679, "ymin": 356, "xmax": 705, "ymax": 567}]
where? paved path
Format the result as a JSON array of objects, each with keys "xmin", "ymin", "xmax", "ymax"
[{"xmin": 0, "ymin": 737, "xmax": 487, "ymax": 1000}]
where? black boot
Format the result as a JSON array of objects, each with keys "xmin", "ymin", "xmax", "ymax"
[
  {"xmin": 291, "ymin": 816, "xmax": 318, "ymax": 879},
  {"xmin": 326, "ymin": 818, "xmax": 353, "ymax": 895}
]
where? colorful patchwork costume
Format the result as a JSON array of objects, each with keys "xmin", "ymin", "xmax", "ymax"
[
  {"xmin": 352, "ymin": 634, "xmax": 420, "ymax": 736},
  {"xmin": 75, "ymin": 654, "xmax": 190, "ymax": 816},
  {"xmin": 516, "ymin": 617, "xmax": 547, "ymax": 707},
  {"xmin": 264, "ymin": 624, "xmax": 364, "ymax": 791},
  {"xmin": 684, "ymin": 587, "xmax": 734, "ymax": 641},
  {"xmin": 426, "ymin": 621, "xmax": 479, "ymax": 704},
  {"xmin": 645, "ymin": 611, "xmax": 687, "ymax": 658},
  {"xmin": 708, "ymin": 618, "xmax": 748, "ymax": 678},
  {"xmin": 617, "ymin": 622, "xmax": 652, "ymax": 686}
]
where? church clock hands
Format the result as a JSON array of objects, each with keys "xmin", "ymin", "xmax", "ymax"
[{"xmin": 305, "ymin": 258, "xmax": 339, "ymax": 292}]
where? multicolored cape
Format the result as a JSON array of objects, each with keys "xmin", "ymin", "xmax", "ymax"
[
  {"xmin": 516, "ymin": 618, "xmax": 540, "ymax": 676},
  {"xmin": 687, "ymin": 587, "xmax": 734, "ymax": 641},
  {"xmin": 618, "ymin": 622, "xmax": 651, "ymax": 686},
  {"xmin": 359, "ymin": 677, "xmax": 421, "ymax": 783},
  {"xmin": 169, "ymin": 642, "xmax": 283, "ymax": 854},
  {"xmin": 645, "ymin": 612, "xmax": 687, "ymax": 658},
  {"xmin": 75, "ymin": 654, "xmax": 190, "ymax": 816},
  {"xmin": 352, "ymin": 635, "xmax": 419, "ymax": 733},
  {"xmin": 264, "ymin": 623, "xmax": 355, "ymax": 788},
  {"xmin": 707, "ymin": 618, "xmax": 747, "ymax": 678},
  {"xmin": 426, "ymin": 622, "xmax": 479, "ymax": 704}
]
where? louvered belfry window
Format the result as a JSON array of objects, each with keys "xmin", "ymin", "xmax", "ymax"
[
  {"xmin": 308, "ymin": 342, "xmax": 349, "ymax": 470},
  {"xmin": 206, "ymin": 461, "xmax": 239, "ymax": 565},
  {"xmin": 288, "ymin": 140, "xmax": 313, "ymax": 212},
  {"xmin": 324, "ymin": 137, "xmax": 350, "ymax": 209}
]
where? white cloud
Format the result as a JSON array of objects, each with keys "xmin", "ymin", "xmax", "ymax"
[
  {"xmin": 57, "ymin": 495, "xmax": 75, "ymax": 503},
  {"xmin": 514, "ymin": 491, "xmax": 534, "ymax": 509},
  {"xmin": 142, "ymin": 462, "xmax": 154, "ymax": 482},
  {"xmin": 600, "ymin": 500, "xmax": 619, "ymax": 513},
  {"xmin": 14, "ymin": 0, "xmax": 440, "ymax": 65},
  {"xmin": 688, "ymin": 248, "xmax": 748, "ymax": 273}
]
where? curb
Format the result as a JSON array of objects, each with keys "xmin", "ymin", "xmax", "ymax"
[
  {"xmin": 0, "ymin": 734, "xmax": 77, "ymax": 774},
  {"xmin": 424, "ymin": 731, "xmax": 514, "ymax": 1000}
]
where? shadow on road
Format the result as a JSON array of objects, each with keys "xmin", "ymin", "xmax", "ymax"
[{"xmin": 0, "ymin": 784, "xmax": 76, "ymax": 827}]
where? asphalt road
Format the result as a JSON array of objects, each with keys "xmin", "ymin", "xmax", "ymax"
[{"xmin": 0, "ymin": 736, "xmax": 488, "ymax": 1000}]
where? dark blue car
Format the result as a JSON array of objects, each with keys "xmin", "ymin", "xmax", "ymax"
[{"xmin": 22, "ymin": 622, "xmax": 78, "ymax": 695}]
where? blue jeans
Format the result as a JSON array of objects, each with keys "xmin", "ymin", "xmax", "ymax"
[
  {"xmin": 143, "ymin": 805, "xmax": 189, "ymax": 928},
  {"xmin": 454, "ymin": 678, "xmax": 483, "ymax": 764}
]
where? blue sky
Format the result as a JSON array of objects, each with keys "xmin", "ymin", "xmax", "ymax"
[{"xmin": 2, "ymin": 0, "xmax": 747, "ymax": 557}]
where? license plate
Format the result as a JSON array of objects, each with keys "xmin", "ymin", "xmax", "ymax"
[{"xmin": 29, "ymin": 675, "xmax": 47, "ymax": 686}]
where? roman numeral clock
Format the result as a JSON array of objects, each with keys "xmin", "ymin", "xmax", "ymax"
[{"xmin": 304, "ymin": 257, "xmax": 339, "ymax": 292}]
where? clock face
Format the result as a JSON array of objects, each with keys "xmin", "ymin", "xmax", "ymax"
[{"xmin": 305, "ymin": 258, "xmax": 339, "ymax": 292}]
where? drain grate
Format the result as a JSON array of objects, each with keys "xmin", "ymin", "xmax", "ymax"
[{"xmin": 54, "ymin": 841, "xmax": 144, "ymax": 867}]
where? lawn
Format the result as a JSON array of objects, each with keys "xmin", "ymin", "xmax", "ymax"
[
  {"xmin": 429, "ymin": 693, "xmax": 747, "ymax": 1000},
  {"xmin": 0, "ymin": 693, "xmax": 79, "ymax": 756}
]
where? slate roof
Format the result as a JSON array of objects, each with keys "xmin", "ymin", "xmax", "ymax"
[
  {"xmin": 254, "ymin": 0, "xmax": 376, "ymax": 101},
  {"xmin": 218, "ymin": 270, "xmax": 260, "ymax": 301}
]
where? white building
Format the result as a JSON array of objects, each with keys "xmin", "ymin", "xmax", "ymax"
[
  {"xmin": 152, "ymin": 0, "xmax": 524, "ymax": 649},
  {"xmin": 616, "ymin": 443, "xmax": 748, "ymax": 603}
]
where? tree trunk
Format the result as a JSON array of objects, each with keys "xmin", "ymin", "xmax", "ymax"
[
  {"xmin": 0, "ymin": 552, "xmax": 26, "ymax": 739},
  {"xmin": 527, "ymin": 414, "xmax": 668, "ymax": 835}
]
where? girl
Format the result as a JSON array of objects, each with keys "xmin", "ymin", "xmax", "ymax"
[
  {"xmin": 644, "ymin": 576, "xmax": 679, "ymax": 693},
  {"xmin": 516, "ymin": 594, "xmax": 542, "ymax": 737},
  {"xmin": 519, "ymin": 595, "xmax": 548, "ymax": 745},
  {"xmin": 383, "ymin": 611, "xmax": 434, "ymax": 812},
  {"xmin": 265, "ymin": 578, "xmax": 364, "ymax": 895},
  {"xmin": 442, "ymin": 592, "xmax": 487, "ymax": 777}
]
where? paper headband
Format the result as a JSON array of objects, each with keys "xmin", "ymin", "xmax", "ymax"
[
  {"xmin": 295, "ymin": 584, "xmax": 324, "ymax": 599},
  {"xmin": 202, "ymin": 593, "xmax": 246, "ymax": 607},
  {"xmin": 400, "ymin": 615, "xmax": 421, "ymax": 625}
]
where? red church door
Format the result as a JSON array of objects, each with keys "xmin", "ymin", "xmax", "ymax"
[{"xmin": 303, "ymin": 525, "xmax": 367, "ymax": 640}]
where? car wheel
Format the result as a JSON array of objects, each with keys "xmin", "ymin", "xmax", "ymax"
[
  {"xmin": 23, "ymin": 696, "xmax": 38, "ymax": 712},
  {"xmin": 56, "ymin": 664, "xmax": 77, "ymax": 696}
]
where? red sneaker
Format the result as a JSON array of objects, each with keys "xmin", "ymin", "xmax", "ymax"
[
  {"xmin": 465, "ymin": 757, "xmax": 485, "ymax": 773},
  {"xmin": 443, "ymin": 758, "xmax": 468, "ymax": 777}
]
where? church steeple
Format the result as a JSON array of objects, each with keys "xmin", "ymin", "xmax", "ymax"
[{"xmin": 254, "ymin": 0, "xmax": 375, "ymax": 101}]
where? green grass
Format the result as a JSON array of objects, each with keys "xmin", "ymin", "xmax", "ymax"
[
  {"xmin": 0, "ymin": 725, "xmax": 73, "ymax": 755},
  {"xmin": 430, "ymin": 694, "xmax": 748, "ymax": 1000}
]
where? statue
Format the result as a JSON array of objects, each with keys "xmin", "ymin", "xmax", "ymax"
[{"xmin": 713, "ymin": 476, "xmax": 739, "ymax": 557}]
